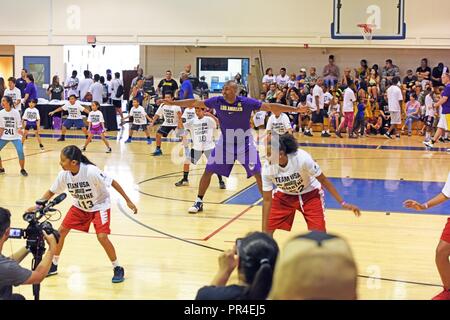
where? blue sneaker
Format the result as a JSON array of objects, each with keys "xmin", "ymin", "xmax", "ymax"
[
  {"xmin": 47, "ymin": 263, "xmax": 58, "ymax": 277},
  {"xmin": 152, "ymin": 149, "xmax": 163, "ymax": 156},
  {"xmin": 112, "ymin": 266, "xmax": 125, "ymax": 283},
  {"xmin": 125, "ymin": 138, "xmax": 132, "ymax": 144},
  {"xmin": 147, "ymin": 138, "xmax": 152, "ymax": 145}
]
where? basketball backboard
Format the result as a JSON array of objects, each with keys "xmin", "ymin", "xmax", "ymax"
[{"xmin": 331, "ymin": 0, "xmax": 406, "ymax": 40}]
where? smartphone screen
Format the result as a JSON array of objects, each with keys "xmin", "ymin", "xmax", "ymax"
[{"xmin": 9, "ymin": 228, "xmax": 24, "ymax": 239}]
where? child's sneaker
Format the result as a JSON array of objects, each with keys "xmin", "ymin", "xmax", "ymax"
[
  {"xmin": 39, "ymin": 144, "xmax": 44, "ymax": 150},
  {"xmin": 106, "ymin": 147, "xmax": 112, "ymax": 153},
  {"xmin": 112, "ymin": 266, "xmax": 125, "ymax": 283},
  {"xmin": 125, "ymin": 138, "xmax": 132, "ymax": 144}
]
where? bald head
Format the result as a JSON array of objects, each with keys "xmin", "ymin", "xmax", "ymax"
[{"xmin": 270, "ymin": 232, "xmax": 358, "ymax": 300}]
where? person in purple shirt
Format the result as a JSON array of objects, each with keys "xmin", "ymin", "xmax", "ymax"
[
  {"xmin": 23, "ymin": 74, "xmax": 37, "ymax": 108},
  {"xmin": 424, "ymin": 72, "xmax": 450, "ymax": 151},
  {"xmin": 178, "ymin": 72, "xmax": 194, "ymax": 100},
  {"xmin": 163, "ymin": 80, "xmax": 302, "ymax": 214}
]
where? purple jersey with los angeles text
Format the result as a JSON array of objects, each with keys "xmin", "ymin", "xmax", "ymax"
[{"xmin": 204, "ymin": 96, "xmax": 261, "ymax": 151}]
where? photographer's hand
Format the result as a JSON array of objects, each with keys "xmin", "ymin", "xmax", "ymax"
[{"xmin": 43, "ymin": 233, "xmax": 58, "ymax": 253}]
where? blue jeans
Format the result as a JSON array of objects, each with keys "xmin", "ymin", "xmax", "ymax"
[
  {"xmin": 405, "ymin": 115, "xmax": 419, "ymax": 133},
  {"xmin": 0, "ymin": 139, "xmax": 25, "ymax": 160}
]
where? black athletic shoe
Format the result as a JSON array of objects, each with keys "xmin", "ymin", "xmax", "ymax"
[
  {"xmin": 321, "ymin": 132, "xmax": 331, "ymax": 137},
  {"xmin": 335, "ymin": 131, "xmax": 343, "ymax": 138},
  {"xmin": 304, "ymin": 131, "xmax": 313, "ymax": 137},
  {"xmin": 47, "ymin": 263, "xmax": 58, "ymax": 277},
  {"xmin": 112, "ymin": 266, "xmax": 125, "ymax": 283},
  {"xmin": 219, "ymin": 181, "xmax": 226, "ymax": 189},
  {"xmin": 57, "ymin": 137, "xmax": 65, "ymax": 142},
  {"xmin": 439, "ymin": 137, "xmax": 446, "ymax": 143},
  {"xmin": 175, "ymin": 179, "xmax": 189, "ymax": 187},
  {"xmin": 0, "ymin": 168, "xmax": 5, "ymax": 175},
  {"xmin": 39, "ymin": 144, "xmax": 44, "ymax": 150},
  {"xmin": 20, "ymin": 169, "xmax": 28, "ymax": 177}
]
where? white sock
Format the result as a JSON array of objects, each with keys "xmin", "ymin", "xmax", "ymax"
[
  {"xmin": 426, "ymin": 132, "xmax": 430, "ymax": 139},
  {"xmin": 52, "ymin": 256, "xmax": 60, "ymax": 265},
  {"xmin": 445, "ymin": 133, "xmax": 449, "ymax": 139},
  {"xmin": 112, "ymin": 260, "xmax": 120, "ymax": 268},
  {"xmin": 322, "ymin": 130, "xmax": 325, "ymax": 134},
  {"xmin": 197, "ymin": 197, "xmax": 203, "ymax": 203}
]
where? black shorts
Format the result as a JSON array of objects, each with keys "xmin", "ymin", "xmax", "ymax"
[
  {"xmin": 190, "ymin": 149, "xmax": 213, "ymax": 165},
  {"xmin": 425, "ymin": 116, "xmax": 435, "ymax": 127},
  {"xmin": 112, "ymin": 100, "xmax": 122, "ymax": 109},
  {"xmin": 131, "ymin": 124, "xmax": 148, "ymax": 131},
  {"xmin": 157, "ymin": 126, "xmax": 177, "ymax": 137},
  {"xmin": 312, "ymin": 110, "xmax": 324, "ymax": 124}
]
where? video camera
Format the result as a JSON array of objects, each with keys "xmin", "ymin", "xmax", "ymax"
[{"xmin": 9, "ymin": 193, "xmax": 66, "ymax": 255}]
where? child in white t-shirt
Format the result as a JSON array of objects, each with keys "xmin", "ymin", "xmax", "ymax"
[
  {"xmin": 123, "ymin": 98, "xmax": 153, "ymax": 144},
  {"xmin": 82, "ymin": 101, "xmax": 112, "ymax": 153},
  {"xmin": 22, "ymin": 99, "xmax": 44, "ymax": 150}
]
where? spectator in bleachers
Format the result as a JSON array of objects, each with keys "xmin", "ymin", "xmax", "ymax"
[
  {"xmin": 305, "ymin": 67, "xmax": 318, "ymax": 94},
  {"xmin": 195, "ymin": 232, "xmax": 279, "ymax": 300},
  {"xmin": 355, "ymin": 59, "xmax": 369, "ymax": 83},
  {"xmin": 381, "ymin": 59, "xmax": 400, "ymax": 92},
  {"xmin": 341, "ymin": 67, "xmax": 355, "ymax": 90},
  {"xmin": 287, "ymin": 73, "xmax": 297, "ymax": 89},
  {"xmin": 276, "ymin": 68, "xmax": 289, "ymax": 87},
  {"xmin": 262, "ymin": 68, "xmax": 276, "ymax": 85},
  {"xmin": 157, "ymin": 70, "xmax": 178, "ymax": 97},
  {"xmin": 322, "ymin": 55, "xmax": 340, "ymax": 89},
  {"xmin": 265, "ymin": 83, "xmax": 278, "ymax": 103},
  {"xmin": 270, "ymin": 231, "xmax": 358, "ymax": 300},
  {"xmin": 416, "ymin": 58, "xmax": 431, "ymax": 83},
  {"xmin": 402, "ymin": 69, "xmax": 418, "ymax": 102},
  {"xmin": 402, "ymin": 93, "xmax": 421, "ymax": 136},
  {"xmin": 432, "ymin": 63, "xmax": 445, "ymax": 88},
  {"xmin": 367, "ymin": 68, "xmax": 380, "ymax": 106}
]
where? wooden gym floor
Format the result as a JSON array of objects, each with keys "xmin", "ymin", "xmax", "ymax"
[{"xmin": 1, "ymin": 126, "xmax": 449, "ymax": 300}]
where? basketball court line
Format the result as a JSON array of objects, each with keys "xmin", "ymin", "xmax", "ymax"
[
  {"xmin": 2, "ymin": 149, "xmax": 53, "ymax": 162},
  {"xmin": 116, "ymin": 199, "xmax": 443, "ymax": 289},
  {"xmin": 32, "ymin": 132, "xmax": 450, "ymax": 153}
]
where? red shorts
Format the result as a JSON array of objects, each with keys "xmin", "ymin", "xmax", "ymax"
[
  {"xmin": 62, "ymin": 206, "xmax": 111, "ymax": 234},
  {"xmin": 441, "ymin": 218, "xmax": 450, "ymax": 243},
  {"xmin": 268, "ymin": 189, "xmax": 326, "ymax": 232}
]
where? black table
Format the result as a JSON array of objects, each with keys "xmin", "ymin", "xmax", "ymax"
[{"xmin": 36, "ymin": 103, "xmax": 118, "ymax": 131}]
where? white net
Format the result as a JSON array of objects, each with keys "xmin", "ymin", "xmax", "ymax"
[{"xmin": 358, "ymin": 24, "xmax": 374, "ymax": 41}]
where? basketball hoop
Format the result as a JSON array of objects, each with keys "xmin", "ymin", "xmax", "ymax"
[{"xmin": 357, "ymin": 24, "xmax": 374, "ymax": 41}]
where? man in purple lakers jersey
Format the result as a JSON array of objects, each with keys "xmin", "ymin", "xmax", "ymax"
[{"xmin": 163, "ymin": 80, "xmax": 302, "ymax": 213}]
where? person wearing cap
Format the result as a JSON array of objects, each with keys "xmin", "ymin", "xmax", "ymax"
[
  {"xmin": 195, "ymin": 232, "xmax": 279, "ymax": 300},
  {"xmin": 262, "ymin": 133, "xmax": 361, "ymax": 235},
  {"xmin": 270, "ymin": 231, "xmax": 358, "ymax": 300}
]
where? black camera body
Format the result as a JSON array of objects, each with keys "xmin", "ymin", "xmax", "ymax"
[{"xmin": 10, "ymin": 195, "xmax": 65, "ymax": 255}]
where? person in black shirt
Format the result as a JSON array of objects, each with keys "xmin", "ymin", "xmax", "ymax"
[
  {"xmin": 157, "ymin": 70, "xmax": 178, "ymax": 97},
  {"xmin": 15, "ymin": 69, "xmax": 27, "ymax": 98},
  {"xmin": 402, "ymin": 70, "xmax": 418, "ymax": 102},
  {"xmin": 47, "ymin": 75, "xmax": 64, "ymax": 101},
  {"xmin": 432, "ymin": 63, "xmax": 445, "ymax": 88},
  {"xmin": 416, "ymin": 58, "xmax": 431, "ymax": 82},
  {"xmin": 195, "ymin": 232, "xmax": 279, "ymax": 300}
]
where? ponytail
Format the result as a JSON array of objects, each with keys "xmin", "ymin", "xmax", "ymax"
[
  {"xmin": 62, "ymin": 145, "xmax": 96, "ymax": 166},
  {"xmin": 236, "ymin": 232, "xmax": 279, "ymax": 300},
  {"xmin": 242, "ymin": 262, "xmax": 274, "ymax": 300}
]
